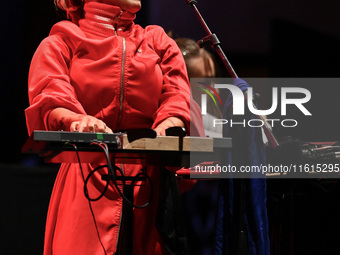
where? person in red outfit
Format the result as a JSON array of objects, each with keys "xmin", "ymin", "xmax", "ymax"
[{"xmin": 25, "ymin": 0, "xmax": 200, "ymax": 254}]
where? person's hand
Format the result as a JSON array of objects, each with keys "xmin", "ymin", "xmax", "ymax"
[
  {"xmin": 48, "ymin": 108, "xmax": 113, "ymax": 133},
  {"xmin": 70, "ymin": 116, "xmax": 113, "ymax": 133},
  {"xmin": 154, "ymin": 117, "xmax": 186, "ymax": 172},
  {"xmin": 154, "ymin": 117, "xmax": 185, "ymax": 136}
]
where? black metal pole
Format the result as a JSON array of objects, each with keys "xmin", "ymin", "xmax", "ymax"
[{"xmin": 185, "ymin": 0, "xmax": 238, "ymax": 79}]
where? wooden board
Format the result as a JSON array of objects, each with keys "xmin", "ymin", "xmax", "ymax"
[{"xmin": 122, "ymin": 135, "xmax": 214, "ymax": 152}]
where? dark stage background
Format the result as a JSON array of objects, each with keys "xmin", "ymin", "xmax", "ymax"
[{"xmin": 1, "ymin": 0, "xmax": 340, "ymax": 254}]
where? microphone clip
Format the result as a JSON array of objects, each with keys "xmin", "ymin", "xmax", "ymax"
[
  {"xmin": 185, "ymin": 0, "xmax": 198, "ymax": 6},
  {"xmin": 198, "ymin": 33, "xmax": 220, "ymax": 48}
]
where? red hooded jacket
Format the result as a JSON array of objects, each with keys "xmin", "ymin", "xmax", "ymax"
[{"xmin": 26, "ymin": 2, "xmax": 203, "ymax": 254}]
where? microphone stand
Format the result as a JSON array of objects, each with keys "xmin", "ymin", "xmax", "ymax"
[
  {"xmin": 185, "ymin": 0, "xmax": 279, "ymax": 149},
  {"xmin": 184, "ymin": 1, "xmax": 276, "ymax": 255}
]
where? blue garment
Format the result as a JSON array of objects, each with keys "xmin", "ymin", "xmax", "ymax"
[
  {"xmin": 182, "ymin": 180, "xmax": 219, "ymax": 255},
  {"xmin": 214, "ymin": 78, "xmax": 270, "ymax": 255}
]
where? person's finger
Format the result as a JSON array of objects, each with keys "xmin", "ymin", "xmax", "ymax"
[
  {"xmin": 72, "ymin": 116, "xmax": 112, "ymax": 134},
  {"xmin": 70, "ymin": 121, "xmax": 79, "ymax": 132},
  {"xmin": 160, "ymin": 129, "xmax": 166, "ymax": 136},
  {"xmin": 105, "ymin": 126, "xmax": 113, "ymax": 134},
  {"xmin": 87, "ymin": 118, "xmax": 100, "ymax": 132},
  {"xmin": 77, "ymin": 119, "xmax": 88, "ymax": 132},
  {"xmin": 154, "ymin": 127, "xmax": 161, "ymax": 136},
  {"xmin": 79, "ymin": 117, "xmax": 97, "ymax": 132},
  {"xmin": 94, "ymin": 122, "xmax": 107, "ymax": 133}
]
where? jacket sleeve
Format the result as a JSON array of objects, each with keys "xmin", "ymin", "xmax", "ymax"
[
  {"xmin": 150, "ymin": 27, "xmax": 200, "ymax": 135},
  {"xmin": 25, "ymin": 33, "xmax": 86, "ymax": 135}
]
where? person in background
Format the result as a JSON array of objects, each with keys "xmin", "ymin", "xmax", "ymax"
[
  {"xmin": 175, "ymin": 38, "xmax": 222, "ymax": 138},
  {"xmin": 25, "ymin": 1, "xmax": 202, "ymax": 254}
]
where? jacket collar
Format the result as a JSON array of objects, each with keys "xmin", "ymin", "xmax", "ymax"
[{"xmin": 79, "ymin": 0, "xmax": 135, "ymax": 37}]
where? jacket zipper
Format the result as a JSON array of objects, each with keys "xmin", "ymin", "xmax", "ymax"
[
  {"xmin": 116, "ymin": 163, "xmax": 125, "ymax": 254},
  {"xmin": 117, "ymin": 36, "xmax": 126, "ymax": 130},
  {"xmin": 115, "ymin": 27, "xmax": 126, "ymax": 252}
]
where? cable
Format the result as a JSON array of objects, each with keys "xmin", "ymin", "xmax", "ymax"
[
  {"xmin": 83, "ymin": 164, "xmax": 110, "ymax": 201},
  {"xmin": 65, "ymin": 141, "xmax": 155, "ymax": 254},
  {"xmin": 90, "ymin": 142, "xmax": 153, "ymax": 208}
]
